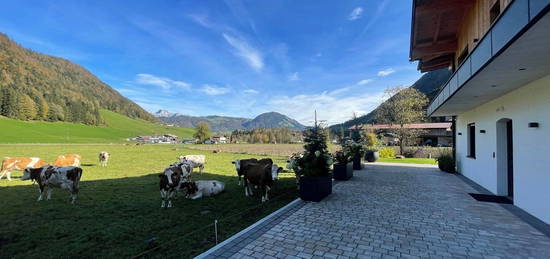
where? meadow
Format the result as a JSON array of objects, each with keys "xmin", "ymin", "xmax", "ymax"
[
  {"xmin": 0, "ymin": 144, "xmax": 297, "ymax": 258},
  {"xmin": 0, "ymin": 110, "xmax": 194, "ymax": 143},
  {"xmin": 187, "ymin": 143, "xmax": 340, "ymax": 156}
]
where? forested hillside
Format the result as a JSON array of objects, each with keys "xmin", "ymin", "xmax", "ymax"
[
  {"xmin": 0, "ymin": 110, "xmax": 193, "ymax": 143},
  {"xmin": 0, "ymin": 33, "xmax": 156, "ymax": 125},
  {"xmin": 159, "ymin": 111, "xmax": 305, "ymax": 132}
]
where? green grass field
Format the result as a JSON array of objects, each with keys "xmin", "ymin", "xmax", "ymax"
[
  {"xmin": 0, "ymin": 110, "xmax": 194, "ymax": 143},
  {"xmin": 0, "ymin": 144, "xmax": 297, "ymax": 258},
  {"xmin": 377, "ymin": 157, "xmax": 437, "ymax": 164}
]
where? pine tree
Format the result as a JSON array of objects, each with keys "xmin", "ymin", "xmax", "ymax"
[{"xmin": 19, "ymin": 94, "xmax": 37, "ymax": 120}]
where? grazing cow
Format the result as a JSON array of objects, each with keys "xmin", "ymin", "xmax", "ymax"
[
  {"xmin": 242, "ymin": 163, "xmax": 282, "ymax": 202},
  {"xmin": 287, "ymin": 153, "xmax": 303, "ymax": 189},
  {"xmin": 231, "ymin": 158, "xmax": 273, "ymax": 186},
  {"xmin": 0, "ymin": 157, "xmax": 48, "ymax": 181},
  {"xmin": 232, "ymin": 158, "xmax": 257, "ymax": 186},
  {"xmin": 159, "ymin": 162, "xmax": 192, "ymax": 208},
  {"xmin": 178, "ymin": 155, "xmax": 205, "ymax": 173},
  {"xmin": 53, "ymin": 154, "xmax": 81, "ymax": 167},
  {"xmin": 21, "ymin": 166, "xmax": 83, "ymax": 204},
  {"xmin": 180, "ymin": 180, "xmax": 225, "ymax": 199},
  {"xmin": 98, "ymin": 152, "xmax": 110, "ymax": 167}
]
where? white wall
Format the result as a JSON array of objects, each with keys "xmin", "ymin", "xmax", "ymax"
[{"xmin": 456, "ymin": 74, "xmax": 550, "ymax": 224}]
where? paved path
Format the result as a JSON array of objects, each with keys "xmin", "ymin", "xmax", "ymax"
[{"xmin": 200, "ymin": 163, "xmax": 550, "ymax": 258}]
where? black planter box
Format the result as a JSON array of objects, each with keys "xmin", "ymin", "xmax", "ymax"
[
  {"xmin": 333, "ymin": 162, "xmax": 353, "ymax": 180},
  {"xmin": 352, "ymin": 156, "xmax": 362, "ymax": 170},
  {"xmin": 299, "ymin": 174, "xmax": 332, "ymax": 202},
  {"xmin": 365, "ymin": 151, "xmax": 379, "ymax": 163}
]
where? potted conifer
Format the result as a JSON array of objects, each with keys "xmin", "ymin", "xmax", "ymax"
[
  {"xmin": 332, "ymin": 149, "xmax": 353, "ymax": 180},
  {"xmin": 348, "ymin": 142, "xmax": 364, "ymax": 170},
  {"xmin": 294, "ymin": 117, "xmax": 334, "ymax": 202}
]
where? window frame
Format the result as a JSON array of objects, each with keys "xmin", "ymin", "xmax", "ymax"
[{"xmin": 467, "ymin": 123, "xmax": 476, "ymax": 159}]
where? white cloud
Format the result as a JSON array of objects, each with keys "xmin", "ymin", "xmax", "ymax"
[
  {"xmin": 222, "ymin": 33, "xmax": 264, "ymax": 72},
  {"xmin": 243, "ymin": 89, "xmax": 259, "ymax": 94},
  {"xmin": 348, "ymin": 7, "xmax": 363, "ymax": 21},
  {"xmin": 268, "ymin": 91, "xmax": 388, "ymax": 125},
  {"xmin": 356, "ymin": 79, "xmax": 373, "ymax": 86},
  {"xmin": 135, "ymin": 73, "xmax": 191, "ymax": 90},
  {"xmin": 377, "ymin": 68, "xmax": 395, "ymax": 77},
  {"xmin": 288, "ymin": 72, "xmax": 300, "ymax": 81},
  {"xmin": 201, "ymin": 84, "xmax": 230, "ymax": 95}
]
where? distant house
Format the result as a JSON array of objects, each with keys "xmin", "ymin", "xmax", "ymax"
[
  {"xmin": 132, "ymin": 134, "xmax": 179, "ymax": 144},
  {"xmin": 410, "ymin": 1, "xmax": 550, "ymax": 224},
  {"xmin": 211, "ymin": 135, "xmax": 227, "ymax": 144},
  {"xmin": 203, "ymin": 139, "xmax": 215, "ymax": 144},
  {"xmin": 182, "ymin": 138, "xmax": 197, "ymax": 144},
  {"xmin": 352, "ymin": 123, "xmax": 453, "ymax": 147}
]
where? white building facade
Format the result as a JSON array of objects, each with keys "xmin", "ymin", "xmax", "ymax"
[{"xmin": 411, "ymin": 0, "xmax": 550, "ymax": 224}]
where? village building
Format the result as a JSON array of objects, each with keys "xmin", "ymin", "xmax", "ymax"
[
  {"xmin": 410, "ymin": 0, "xmax": 550, "ymax": 223},
  {"xmin": 131, "ymin": 134, "xmax": 179, "ymax": 144},
  {"xmin": 356, "ymin": 122, "xmax": 453, "ymax": 147},
  {"xmin": 211, "ymin": 135, "xmax": 228, "ymax": 144}
]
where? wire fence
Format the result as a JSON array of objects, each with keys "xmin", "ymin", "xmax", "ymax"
[{"xmin": 129, "ymin": 189, "xmax": 297, "ymax": 259}]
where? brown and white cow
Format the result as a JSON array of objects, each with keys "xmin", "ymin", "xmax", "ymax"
[
  {"xmin": 0, "ymin": 157, "xmax": 48, "ymax": 181},
  {"xmin": 53, "ymin": 154, "xmax": 81, "ymax": 167},
  {"xmin": 159, "ymin": 162, "xmax": 192, "ymax": 208},
  {"xmin": 242, "ymin": 163, "xmax": 282, "ymax": 202},
  {"xmin": 21, "ymin": 166, "xmax": 83, "ymax": 204},
  {"xmin": 98, "ymin": 152, "xmax": 110, "ymax": 167}
]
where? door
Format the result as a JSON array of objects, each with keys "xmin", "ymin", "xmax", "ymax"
[{"xmin": 506, "ymin": 120, "xmax": 514, "ymax": 198}]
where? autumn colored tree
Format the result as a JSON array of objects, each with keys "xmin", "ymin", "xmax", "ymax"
[
  {"xmin": 376, "ymin": 87, "xmax": 428, "ymax": 155},
  {"xmin": 193, "ymin": 122, "xmax": 211, "ymax": 143}
]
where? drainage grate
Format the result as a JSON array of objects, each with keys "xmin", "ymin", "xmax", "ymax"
[{"xmin": 469, "ymin": 193, "xmax": 512, "ymax": 204}]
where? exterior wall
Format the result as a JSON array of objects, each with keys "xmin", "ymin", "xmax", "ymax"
[
  {"xmin": 456, "ymin": 74, "xmax": 550, "ymax": 223},
  {"xmin": 455, "ymin": 0, "xmax": 513, "ymax": 68}
]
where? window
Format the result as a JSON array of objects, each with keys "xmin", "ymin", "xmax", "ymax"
[
  {"xmin": 457, "ymin": 46, "xmax": 469, "ymax": 66},
  {"xmin": 490, "ymin": 1, "xmax": 501, "ymax": 24},
  {"xmin": 468, "ymin": 123, "xmax": 476, "ymax": 158}
]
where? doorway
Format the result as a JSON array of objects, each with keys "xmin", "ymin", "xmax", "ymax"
[{"xmin": 496, "ymin": 119, "xmax": 513, "ymax": 201}]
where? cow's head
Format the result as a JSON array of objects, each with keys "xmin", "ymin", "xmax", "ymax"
[
  {"xmin": 21, "ymin": 167, "xmax": 42, "ymax": 181},
  {"xmin": 162, "ymin": 168, "xmax": 180, "ymax": 187},
  {"xmin": 178, "ymin": 155, "xmax": 186, "ymax": 163},
  {"xmin": 231, "ymin": 160, "xmax": 241, "ymax": 171},
  {"xmin": 271, "ymin": 164, "xmax": 282, "ymax": 181}
]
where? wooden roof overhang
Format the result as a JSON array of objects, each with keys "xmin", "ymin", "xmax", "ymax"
[{"xmin": 410, "ymin": 0, "xmax": 474, "ymax": 72}]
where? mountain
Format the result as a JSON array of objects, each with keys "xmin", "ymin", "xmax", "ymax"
[
  {"xmin": 243, "ymin": 112, "xmax": 305, "ymax": 130},
  {"xmin": 0, "ymin": 33, "xmax": 156, "ymax": 125},
  {"xmin": 329, "ymin": 68, "xmax": 452, "ymax": 131},
  {"xmin": 159, "ymin": 112, "xmax": 305, "ymax": 132},
  {"xmin": 154, "ymin": 109, "xmax": 179, "ymax": 118},
  {"xmin": 0, "ymin": 109, "xmax": 193, "ymax": 143}
]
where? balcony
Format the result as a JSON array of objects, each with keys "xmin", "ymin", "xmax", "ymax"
[{"xmin": 427, "ymin": 0, "xmax": 550, "ymax": 116}]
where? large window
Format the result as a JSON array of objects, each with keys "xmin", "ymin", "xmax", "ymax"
[
  {"xmin": 468, "ymin": 123, "xmax": 476, "ymax": 158},
  {"xmin": 490, "ymin": 1, "xmax": 501, "ymax": 24}
]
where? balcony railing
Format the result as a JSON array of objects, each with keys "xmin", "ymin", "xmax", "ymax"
[{"xmin": 427, "ymin": 0, "xmax": 550, "ymax": 116}]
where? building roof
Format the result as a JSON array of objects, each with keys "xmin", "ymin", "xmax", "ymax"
[
  {"xmin": 409, "ymin": 0, "xmax": 473, "ymax": 72},
  {"xmin": 351, "ymin": 122, "xmax": 452, "ymax": 130}
]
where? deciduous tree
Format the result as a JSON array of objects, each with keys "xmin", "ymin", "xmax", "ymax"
[
  {"xmin": 375, "ymin": 87, "xmax": 428, "ymax": 155},
  {"xmin": 193, "ymin": 122, "xmax": 211, "ymax": 143}
]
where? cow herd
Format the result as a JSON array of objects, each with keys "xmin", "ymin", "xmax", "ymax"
[
  {"xmin": 159, "ymin": 155, "xmax": 283, "ymax": 208},
  {"xmin": 1, "ymin": 152, "xmax": 284, "ymax": 208}
]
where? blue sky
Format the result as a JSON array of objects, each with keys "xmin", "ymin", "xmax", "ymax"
[{"xmin": 0, "ymin": 0, "xmax": 423, "ymax": 125}]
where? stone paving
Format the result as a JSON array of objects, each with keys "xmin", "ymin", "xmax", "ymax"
[{"xmin": 200, "ymin": 163, "xmax": 550, "ymax": 258}]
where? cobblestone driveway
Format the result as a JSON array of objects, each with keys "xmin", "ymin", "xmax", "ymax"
[{"xmin": 200, "ymin": 163, "xmax": 550, "ymax": 258}]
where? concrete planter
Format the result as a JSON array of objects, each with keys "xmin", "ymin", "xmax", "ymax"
[
  {"xmin": 299, "ymin": 174, "xmax": 332, "ymax": 202},
  {"xmin": 352, "ymin": 156, "xmax": 363, "ymax": 170},
  {"xmin": 365, "ymin": 151, "xmax": 379, "ymax": 162},
  {"xmin": 333, "ymin": 162, "xmax": 353, "ymax": 180}
]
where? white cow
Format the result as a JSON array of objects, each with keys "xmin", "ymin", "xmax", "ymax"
[
  {"xmin": 98, "ymin": 152, "xmax": 110, "ymax": 167},
  {"xmin": 178, "ymin": 155, "xmax": 205, "ymax": 173},
  {"xmin": 180, "ymin": 180, "xmax": 225, "ymax": 199}
]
